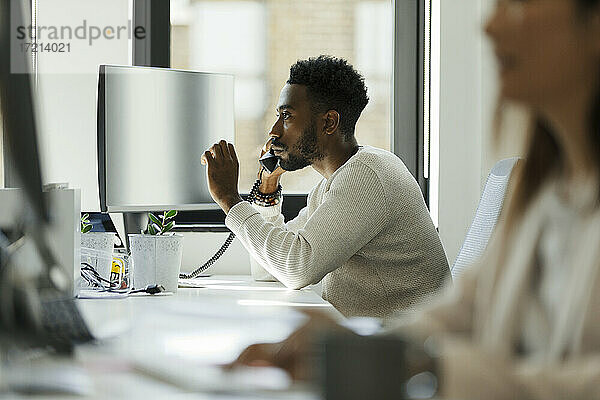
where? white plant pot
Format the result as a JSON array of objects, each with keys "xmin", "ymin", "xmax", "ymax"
[
  {"xmin": 129, "ymin": 234, "xmax": 184, "ymax": 293},
  {"xmin": 81, "ymin": 232, "xmax": 116, "ymax": 280}
]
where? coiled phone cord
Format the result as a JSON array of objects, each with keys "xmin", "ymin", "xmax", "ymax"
[
  {"xmin": 179, "ymin": 186, "xmax": 276, "ymax": 279},
  {"xmin": 178, "ymin": 232, "xmax": 236, "ymax": 279}
]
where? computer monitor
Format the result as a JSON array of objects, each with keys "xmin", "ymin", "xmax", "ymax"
[
  {"xmin": 97, "ymin": 65, "xmax": 235, "ymax": 213},
  {"xmin": 1, "ymin": 0, "xmax": 86, "ymax": 348},
  {"xmin": 0, "ymin": 0, "xmax": 48, "ymax": 225}
]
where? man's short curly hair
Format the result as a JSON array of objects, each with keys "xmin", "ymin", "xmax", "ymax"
[{"xmin": 287, "ymin": 55, "xmax": 369, "ymax": 141}]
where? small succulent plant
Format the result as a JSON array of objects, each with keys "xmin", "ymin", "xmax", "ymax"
[
  {"xmin": 81, "ymin": 213, "xmax": 92, "ymax": 233},
  {"xmin": 144, "ymin": 210, "xmax": 178, "ymax": 235}
]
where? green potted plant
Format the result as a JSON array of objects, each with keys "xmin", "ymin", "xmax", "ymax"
[
  {"xmin": 81, "ymin": 213, "xmax": 93, "ymax": 234},
  {"xmin": 80, "ymin": 213, "xmax": 116, "ymax": 280},
  {"xmin": 128, "ymin": 211, "xmax": 184, "ymax": 293}
]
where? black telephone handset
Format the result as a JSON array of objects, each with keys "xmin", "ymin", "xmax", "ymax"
[{"xmin": 259, "ymin": 150, "xmax": 281, "ymax": 174}]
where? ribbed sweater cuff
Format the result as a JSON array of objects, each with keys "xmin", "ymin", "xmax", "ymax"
[
  {"xmin": 225, "ymin": 201, "xmax": 259, "ymax": 234},
  {"xmin": 251, "ymin": 201, "xmax": 283, "ymax": 219}
]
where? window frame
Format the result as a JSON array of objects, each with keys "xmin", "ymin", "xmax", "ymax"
[
  {"xmin": 132, "ymin": 0, "xmax": 171, "ymax": 68},
  {"xmin": 392, "ymin": 0, "xmax": 429, "ymax": 201}
]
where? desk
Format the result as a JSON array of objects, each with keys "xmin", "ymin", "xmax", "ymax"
[{"xmin": 14, "ymin": 276, "xmax": 343, "ymax": 399}]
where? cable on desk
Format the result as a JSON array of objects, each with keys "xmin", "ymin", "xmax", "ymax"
[
  {"xmin": 80, "ymin": 262, "xmax": 121, "ymax": 291},
  {"xmin": 179, "ymin": 232, "xmax": 235, "ymax": 279}
]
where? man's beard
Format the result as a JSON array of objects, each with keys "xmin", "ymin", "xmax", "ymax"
[{"xmin": 277, "ymin": 120, "xmax": 324, "ymax": 172}]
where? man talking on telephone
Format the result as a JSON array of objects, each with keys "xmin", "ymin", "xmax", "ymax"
[{"xmin": 201, "ymin": 55, "xmax": 449, "ymax": 319}]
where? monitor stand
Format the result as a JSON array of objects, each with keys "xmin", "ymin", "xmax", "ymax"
[{"xmin": 121, "ymin": 212, "xmax": 149, "ymax": 251}]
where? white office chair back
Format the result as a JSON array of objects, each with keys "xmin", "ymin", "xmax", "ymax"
[{"xmin": 451, "ymin": 157, "xmax": 520, "ymax": 279}]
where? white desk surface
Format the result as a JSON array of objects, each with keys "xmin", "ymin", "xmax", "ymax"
[{"xmin": 10, "ymin": 276, "xmax": 343, "ymax": 399}]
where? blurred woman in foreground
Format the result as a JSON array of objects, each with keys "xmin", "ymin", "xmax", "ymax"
[{"xmin": 229, "ymin": 1, "xmax": 600, "ymax": 398}]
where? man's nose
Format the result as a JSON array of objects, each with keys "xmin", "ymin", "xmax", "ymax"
[{"xmin": 269, "ymin": 118, "xmax": 283, "ymax": 138}]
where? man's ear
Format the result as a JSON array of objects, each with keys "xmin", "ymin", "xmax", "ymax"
[{"xmin": 323, "ymin": 110, "xmax": 340, "ymax": 136}]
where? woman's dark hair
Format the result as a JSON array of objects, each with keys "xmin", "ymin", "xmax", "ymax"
[
  {"xmin": 287, "ymin": 55, "xmax": 369, "ymax": 141},
  {"xmin": 507, "ymin": 0, "xmax": 600, "ymax": 223}
]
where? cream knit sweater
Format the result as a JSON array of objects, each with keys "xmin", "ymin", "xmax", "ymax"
[{"xmin": 225, "ymin": 146, "xmax": 450, "ymax": 318}]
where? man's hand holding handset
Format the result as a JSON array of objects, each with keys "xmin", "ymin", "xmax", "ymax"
[
  {"xmin": 258, "ymin": 137, "xmax": 286, "ymax": 194},
  {"xmin": 201, "ymin": 137, "xmax": 286, "ymax": 213}
]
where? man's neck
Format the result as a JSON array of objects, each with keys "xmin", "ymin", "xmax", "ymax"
[{"xmin": 312, "ymin": 138, "xmax": 360, "ymax": 179}]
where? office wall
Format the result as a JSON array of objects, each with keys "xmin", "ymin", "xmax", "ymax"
[
  {"xmin": 437, "ymin": 0, "xmax": 525, "ymax": 266},
  {"xmin": 36, "ymin": 0, "xmax": 130, "ymax": 211}
]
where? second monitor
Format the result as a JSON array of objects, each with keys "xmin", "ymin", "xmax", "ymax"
[{"xmin": 97, "ymin": 65, "xmax": 235, "ymax": 213}]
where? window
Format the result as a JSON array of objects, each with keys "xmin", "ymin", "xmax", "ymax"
[
  {"xmin": 170, "ymin": 0, "xmax": 393, "ymax": 193},
  {"xmin": 24, "ymin": 0, "xmax": 131, "ymax": 211},
  {"xmin": 4, "ymin": 1, "xmax": 433, "ymax": 221}
]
